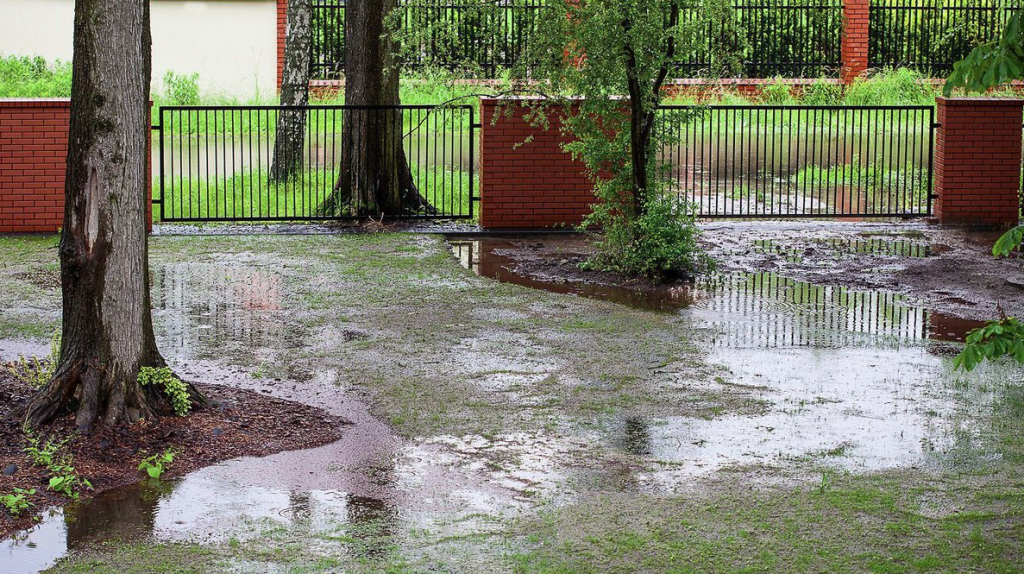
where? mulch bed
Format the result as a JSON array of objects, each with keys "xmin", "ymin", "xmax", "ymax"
[{"xmin": 0, "ymin": 364, "xmax": 349, "ymax": 539}]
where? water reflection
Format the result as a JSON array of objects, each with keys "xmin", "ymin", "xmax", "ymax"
[
  {"xmin": 449, "ymin": 238, "xmax": 985, "ymax": 346},
  {"xmin": 151, "ymin": 263, "xmax": 305, "ymax": 363},
  {"xmin": 2, "ymin": 476, "xmax": 399, "ymax": 573}
]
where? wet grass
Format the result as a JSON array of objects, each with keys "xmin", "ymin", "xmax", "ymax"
[
  {"xmin": 0, "ymin": 235, "xmax": 60, "ymax": 341},
  {"xmin": 1, "ymin": 232, "xmax": 1021, "ymax": 573},
  {"xmin": 155, "ymin": 166, "xmax": 475, "ymax": 222}
]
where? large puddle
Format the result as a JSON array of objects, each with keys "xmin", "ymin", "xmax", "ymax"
[
  {"xmin": 2, "ymin": 235, "xmax": 1018, "ymax": 572},
  {"xmin": 448, "ymin": 237, "xmax": 1007, "ymax": 485}
]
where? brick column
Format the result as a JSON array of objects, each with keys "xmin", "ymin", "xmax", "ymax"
[
  {"xmin": 479, "ymin": 98, "xmax": 594, "ymax": 229},
  {"xmin": 276, "ymin": 0, "xmax": 287, "ymax": 92},
  {"xmin": 934, "ymin": 97, "xmax": 1023, "ymax": 227},
  {"xmin": 841, "ymin": 0, "xmax": 870, "ymax": 85},
  {"xmin": 0, "ymin": 99, "xmax": 152, "ymax": 234}
]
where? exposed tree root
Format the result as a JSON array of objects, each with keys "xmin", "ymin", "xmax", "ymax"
[{"xmin": 16, "ymin": 360, "xmax": 207, "ymax": 430}]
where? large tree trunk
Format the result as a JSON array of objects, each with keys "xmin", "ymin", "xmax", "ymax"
[
  {"xmin": 271, "ymin": 0, "xmax": 313, "ymax": 182},
  {"xmin": 20, "ymin": 0, "xmax": 203, "ymax": 429},
  {"xmin": 318, "ymin": 0, "xmax": 433, "ymax": 217}
]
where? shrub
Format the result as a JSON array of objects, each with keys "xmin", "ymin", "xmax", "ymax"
[
  {"xmin": 843, "ymin": 68, "xmax": 937, "ymax": 106},
  {"xmin": 161, "ymin": 71, "xmax": 201, "ymax": 106},
  {"xmin": 0, "ymin": 54, "xmax": 72, "ymax": 97},
  {"xmin": 584, "ymin": 194, "xmax": 713, "ymax": 281},
  {"xmin": 137, "ymin": 366, "xmax": 192, "ymax": 416}
]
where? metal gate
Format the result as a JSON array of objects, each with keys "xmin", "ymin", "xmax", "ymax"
[
  {"xmin": 153, "ymin": 104, "xmax": 476, "ymax": 222},
  {"xmin": 657, "ymin": 105, "xmax": 935, "ymax": 218}
]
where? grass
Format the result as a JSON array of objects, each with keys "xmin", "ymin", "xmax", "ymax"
[
  {"xmin": 0, "ymin": 232, "xmax": 1017, "ymax": 573},
  {"xmin": 154, "ymin": 166, "xmax": 475, "ymax": 222}
]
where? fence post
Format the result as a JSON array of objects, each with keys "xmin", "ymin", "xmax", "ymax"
[
  {"xmin": 479, "ymin": 98, "xmax": 594, "ymax": 230},
  {"xmin": 841, "ymin": 0, "xmax": 870, "ymax": 85},
  {"xmin": 934, "ymin": 97, "xmax": 1024, "ymax": 227},
  {"xmin": 276, "ymin": 0, "xmax": 288, "ymax": 91}
]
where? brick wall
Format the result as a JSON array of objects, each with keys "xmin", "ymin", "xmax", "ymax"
[
  {"xmin": 277, "ymin": 0, "xmax": 288, "ymax": 90},
  {"xmin": 479, "ymin": 98, "xmax": 594, "ymax": 229},
  {"xmin": 934, "ymin": 97, "xmax": 1023, "ymax": 227},
  {"xmin": 841, "ymin": 0, "xmax": 870, "ymax": 84},
  {"xmin": 0, "ymin": 99, "xmax": 152, "ymax": 234},
  {"xmin": 0, "ymin": 100, "xmax": 70, "ymax": 233}
]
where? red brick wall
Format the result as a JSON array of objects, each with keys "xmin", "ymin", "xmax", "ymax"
[
  {"xmin": 841, "ymin": 0, "xmax": 870, "ymax": 84},
  {"xmin": 277, "ymin": 0, "xmax": 287, "ymax": 90},
  {"xmin": 479, "ymin": 98, "xmax": 595, "ymax": 229},
  {"xmin": 934, "ymin": 97, "xmax": 1023, "ymax": 227},
  {"xmin": 0, "ymin": 100, "xmax": 70, "ymax": 233},
  {"xmin": 0, "ymin": 99, "xmax": 152, "ymax": 234}
]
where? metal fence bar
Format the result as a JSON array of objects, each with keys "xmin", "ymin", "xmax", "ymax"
[
  {"xmin": 868, "ymin": 0, "xmax": 1016, "ymax": 75},
  {"xmin": 656, "ymin": 104, "xmax": 935, "ymax": 218},
  {"xmin": 155, "ymin": 104, "xmax": 476, "ymax": 223}
]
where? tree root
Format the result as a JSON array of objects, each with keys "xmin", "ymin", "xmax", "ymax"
[{"xmin": 15, "ymin": 360, "xmax": 207, "ymax": 430}]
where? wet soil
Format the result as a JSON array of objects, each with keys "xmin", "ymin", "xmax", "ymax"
[
  {"xmin": 0, "ymin": 365, "xmax": 349, "ymax": 540},
  {"xmin": 453, "ymin": 221, "xmax": 1024, "ymax": 321},
  {"xmin": 2, "ymin": 231, "xmax": 1023, "ymax": 573}
]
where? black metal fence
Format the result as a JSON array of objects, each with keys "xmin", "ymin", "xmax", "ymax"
[
  {"xmin": 656, "ymin": 105, "xmax": 935, "ymax": 217},
  {"xmin": 869, "ymin": 0, "xmax": 1016, "ymax": 74},
  {"xmin": 311, "ymin": 0, "xmax": 1013, "ymax": 79},
  {"xmin": 153, "ymin": 105, "xmax": 476, "ymax": 222},
  {"xmin": 312, "ymin": 0, "xmax": 547, "ymax": 78},
  {"xmin": 676, "ymin": 0, "xmax": 844, "ymax": 78}
]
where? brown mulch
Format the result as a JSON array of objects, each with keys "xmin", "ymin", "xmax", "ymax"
[{"xmin": 0, "ymin": 364, "xmax": 349, "ymax": 539}]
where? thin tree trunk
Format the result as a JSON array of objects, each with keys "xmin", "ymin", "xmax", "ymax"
[
  {"xmin": 20, "ymin": 0, "xmax": 203, "ymax": 429},
  {"xmin": 271, "ymin": 0, "xmax": 313, "ymax": 182},
  {"xmin": 318, "ymin": 0, "xmax": 433, "ymax": 217}
]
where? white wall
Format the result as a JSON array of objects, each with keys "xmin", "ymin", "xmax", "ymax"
[{"xmin": 0, "ymin": 0, "xmax": 278, "ymax": 99}]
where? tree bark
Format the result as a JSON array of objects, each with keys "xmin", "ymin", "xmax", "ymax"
[
  {"xmin": 20, "ymin": 0, "xmax": 203, "ymax": 429},
  {"xmin": 271, "ymin": 0, "xmax": 313, "ymax": 182},
  {"xmin": 318, "ymin": 0, "xmax": 433, "ymax": 217}
]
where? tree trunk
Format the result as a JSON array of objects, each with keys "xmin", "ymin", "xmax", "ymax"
[
  {"xmin": 318, "ymin": 0, "xmax": 433, "ymax": 217},
  {"xmin": 20, "ymin": 0, "xmax": 203, "ymax": 429},
  {"xmin": 271, "ymin": 0, "xmax": 313, "ymax": 182}
]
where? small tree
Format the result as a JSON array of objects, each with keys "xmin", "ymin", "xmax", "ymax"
[
  {"xmin": 504, "ymin": 0, "xmax": 741, "ymax": 279},
  {"xmin": 317, "ymin": 0, "xmax": 433, "ymax": 217},
  {"xmin": 271, "ymin": 0, "xmax": 314, "ymax": 182}
]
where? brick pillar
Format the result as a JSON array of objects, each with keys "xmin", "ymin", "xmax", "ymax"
[
  {"xmin": 841, "ymin": 0, "xmax": 870, "ymax": 85},
  {"xmin": 934, "ymin": 97, "xmax": 1023, "ymax": 227},
  {"xmin": 276, "ymin": 0, "xmax": 287, "ymax": 92},
  {"xmin": 479, "ymin": 98, "xmax": 594, "ymax": 229}
]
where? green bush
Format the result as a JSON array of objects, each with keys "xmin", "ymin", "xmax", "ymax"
[
  {"xmin": 584, "ymin": 194, "xmax": 713, "ymax": 281},
  {"xmin": 0, "ymin": 54, "xmax": 72, "ymax": 98},
  {"xmin": 137, "ymin": 366, "xmax": 192, "ymax": 416},
  {"xmin": 843, "ymin": 68, "xmax": 937, "ymax": 106},
  {"xmin": 161, "ymin": 71, "xmax": 201, "ymax": 106}
]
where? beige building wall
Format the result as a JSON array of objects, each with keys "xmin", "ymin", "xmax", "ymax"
[{"xmin": 0, "ymin": 0, "xmax": 278, "ymax": 98}]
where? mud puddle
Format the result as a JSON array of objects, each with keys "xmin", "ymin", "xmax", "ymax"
[{"xmin": 449, "ymin": 237, "xmax": 1015, "ymax": 487}]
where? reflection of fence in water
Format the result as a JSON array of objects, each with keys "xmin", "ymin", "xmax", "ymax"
[
  {"xmin": 151, "ymin": 264, "xmax": 288, "ymax": 356},
  {"xmin": 696, "ymin": 272, "xmax": 930, "ymax": 348},
  {"xmin": 657, "ymin": 105, "xmax": 935, "ymax": 217}
]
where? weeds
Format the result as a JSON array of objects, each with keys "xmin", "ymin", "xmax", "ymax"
[
  {"xmin": 22, "ymin": 430, "xmax": 91, "ymax": 499},
  {"xmin": 137, "ymin": 366, "xmax": 192, "ymax": 416},
  {"xmin": 1, "ymin": 488, "xmax": 35, "ymax": 517},
  {"xmin": 10, "ymin": 329, "xmax": 61, "ymax": 389},
  {"xmin": 23, "ymin": 431, "xmax": 70, "ymax": 468},
  {"xmin": 138, "ymin": 448, "xmax": 178, "ymax": 480}
]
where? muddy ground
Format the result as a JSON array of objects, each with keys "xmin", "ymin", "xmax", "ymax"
[
  {"xmin": 0, "ymin": 227, "xmax": 1022, "ymax": 574},
  {"xmin": 486, "ymin": 221, "xmax": 1024, "ymax": 322},
  {"xmin": 0, "ymin": 364, "xmax": 349, "ymax": 540}
]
